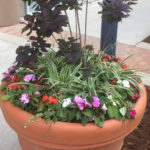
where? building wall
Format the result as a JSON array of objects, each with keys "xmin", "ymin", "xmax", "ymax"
[{"xmin": 19, "ymin": 0, "xmax": 26, "ymax": 17}]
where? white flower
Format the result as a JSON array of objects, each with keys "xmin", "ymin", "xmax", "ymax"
[
  {"xmin": 117, "ymin": 80, "xmax": 122, "ymax": 84},
  {"xmin": 16, "ymin": 67, "xmax": 24, "ymax": 73},
  {"xmin": 62, "ymin": 98, "xmax": 72, "ymax": 108},
  {"xmin": 107, "ymin": 95, "xmax": 112, "ymax": 99},
  {"xmin": 122, "ymin": 80, "xmax": 130, "ymax": 88},
  {"xmin": 113, "ymin": 102, "xmax": 117, "ymax": 106},
  {"xmin": 102, "ymin": 104, "xmax": 107, "ymax": 111}
]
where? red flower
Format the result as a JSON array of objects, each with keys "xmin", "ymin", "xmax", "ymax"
[
  {"xmin": 134, "ymin": 93, "xmax": 139, "ymax": 99},
  {"xmin": 104, "ymin": 53, "xmax": 107, "ymax": 57},
  {"xmin": 13, "ymin": 74, "xmax": 20, "ymax": 82},
  {"xmin": 10, "ymin": 80, "xmax": 14, "ymax": 84},
  {"xmin": 130, "ymin": 96, "xmax": 136, "ymax": 100},
  {"xmin": 42, "ymin": 95, "xmax": 48, "ymax": 102},
  {"xmin": 130, "ymin": 93, "xmax": 139, "ymax": 100},
  {"xmin": 117, "ymin": 56, "xmax": 122, "ymax": 62},
  {"xmin": 18, "ymin": 84, "xmax": 25, "ymax": 88},
  {"xmin": 102, "ymin": 58, "xmax": 107, "ymax": 62},
  {"xmin": 6, "ymin": 77, "xmax": 11, "ymax": 82},
  {"xmin": 8, "ymin": 84, "xmax": 25, "ymax": 90},
  {"xmin": 108, "ymin": 58, "xmax": 111, "ymax": 61},
  {"xmin": 48, "ymin": 97, "xmax": 58, "ymax": 105},
  {"xmin": 8, "ymin": 85, "xmax": 16, "ymax": 89},
  {"xmin": 29, "ymin": 67, "xmax": 34, "ymax": 70},
  {"xmin": 110, "ymin": 82, "xmax": 115, "ymax": 85},
  {"xmin": 122, "ymin": 65, "xmax": 128, "ymax": 69},
  {"xmin": 41, "ymin": 76, "xmax": 45, "ymax": 79},
  {"xmin": 29, "ymin": 61, "xmax": 34, "ymax": 64}
]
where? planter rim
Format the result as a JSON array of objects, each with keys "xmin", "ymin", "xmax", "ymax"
[{"xmin": 0, "ymin": 82, "xmax": 147, "ymax": 150}]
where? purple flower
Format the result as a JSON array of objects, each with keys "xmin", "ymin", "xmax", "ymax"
[
  {"xmin": 24, "ymin": 74, "xmax": 36, "ymax": 82},
  {"xmin": 74, "ymin": 96, "xmax": 84, "ymax": 104},
  {"xmin": 6, "ymin": 67, "xmax": 14, "ymax": 74},
  {"xmin": 74, "ymin": 96, "xmax": 92, "ymax": 111},
  {"xmin": 93, "ymin": 96, "xmax": 100, "ymax": 108},
  {"xmin": 34, "ymin": 91, "xmax": 40, "ymax": 95},
  {"xmin": 84, "ymin": 99, "xmax": 92, "ymax": 107},
  {"xmin": 108, "ymin": 92, "xmax": 112, "ymax": 95},
  {"xmin": 3, "ymin": 73, "xmax": 10, "ymax": 78},
  {"xmin": 12, "ymin": 62, "xmax": 18, "ymax": 67},
  {"xmin": 19, "ymin": 93, "xmax": 29, "ymax": 104}
]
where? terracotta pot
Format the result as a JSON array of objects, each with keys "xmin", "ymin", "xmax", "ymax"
[{"xmin": 0, "ymin": 83, "xmax": 147, "ymax": 150}]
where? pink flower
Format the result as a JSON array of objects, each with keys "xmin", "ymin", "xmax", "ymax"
[
  {"xmin": 84, "ymin": 99, "xmax": 92, "ymax": 107},
  {"xmin": 93, "ymin": 101, "xmax": 100, "ymax": 107},
  {"xmin": 77, "ymin": 103, "xmax": 84, "ymax": 111},
  {"xmin": 24, "ymin": 74, "xmax": 36, "ymax": 82},
  {"xmin": 19, "ymin": 93, "xmax": 29, "ymax": 104},
  {"xmin": 93, "ymin": 96, "xmax": 100, "ymax": 102},
  {"xmin": 3, "ymin": 73, "xmax": 10, "ymax": 78},
  {"xmin": 92, "ymin": 96, "xmax": 100, "ymax": 108},
  {"xmin": 6, "ymin": 67, "xmax": 14, "ymax": 74},
  {"xmin": 34, "ymin": 91, "xmax": 40, "ymax": 95},
  {"xmin": 74, "ymin": 96, "xmax": 84, "ymax": 104},
  {"xmin": 129, "ymin": 109, "xmax": 136, "ymax": 117},
  {"xmin": 12, "ymin": 62, "xmax": 18, "ymax": 66},
  {"xmin": 134, "ymin": 93, "xmax": 139, "ymax": 99},
  {"xmin": 74, "ymin": 96, "xmax": 92, "ymax": 111}
]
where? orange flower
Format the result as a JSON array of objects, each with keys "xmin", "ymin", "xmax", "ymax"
[
  {"xmin": 42, "ymin": 95, "xmax": 48, "ymax": 102},
  {"xmin": 48, "ymin": 97, "xmax": 58, "ymax": 105}
]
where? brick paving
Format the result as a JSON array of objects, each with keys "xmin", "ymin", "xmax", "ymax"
[{"xmin": 0, "ymin": 22, "xmax": 150, "ymax": 74}]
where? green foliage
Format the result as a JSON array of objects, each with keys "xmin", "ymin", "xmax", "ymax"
[{"xmin": 1, "ymin": 49, "xmax": 142, "ymax": 128}]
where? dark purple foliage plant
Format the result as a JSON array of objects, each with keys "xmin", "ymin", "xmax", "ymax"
[{"xmin": 98, "ymin": 0, "xmax": 137, "ymax": 23}]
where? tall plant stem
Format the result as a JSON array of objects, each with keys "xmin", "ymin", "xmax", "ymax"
[
  {"xmin": 84, "ymin": 0, "xmax": 89, "ymax": 47},
  {"xmin": 64, "ymin": 10, "xmax": 73, "ymax": 38},
  {"xmin": 76, "ymin": 8, "xmax": 82, "ymax": 48},
  {"xmin": 52, "ymin": 33, "xmax": 58, "ymax": 45},
  {"xmin": 75, "ymin": 10, "xmax": 78, "ymax": 40}
]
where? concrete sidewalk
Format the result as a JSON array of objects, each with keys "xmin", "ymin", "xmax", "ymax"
[{"xmin": 0, "ymin": 33, "xmax": 27, "ymax": 150}]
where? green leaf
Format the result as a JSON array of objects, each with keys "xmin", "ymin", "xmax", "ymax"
[
  {"xmin": 0, "ymin": 84, "xmax": 7, "ymax": 91},
  {"xmin": 0, "ymin": 95, "xmax": 10, "ymax": 100},
  {"xmin": 35, "ymin": 113, "xmax": 43, "ymax": 118},
  {"xmin": 37, "ymin": 104, "xmax": 44, "ymax": 112},
  {"xmin": 95, "ymin": 117, "xmax": 104, "ymax": 128},
  {"xmin": 82, "ymin": 109, "xmax": 93, "ymax": 118},
  {"xmin": 108, "ymin": 106, "xmax": 121, "ymax": 120},
  {"xmin": 119, "ymin": 107, "xmax": 126, "ymax": 116}
]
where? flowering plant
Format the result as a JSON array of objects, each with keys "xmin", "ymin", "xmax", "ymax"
[
  {"xmin": 0, "ymin": 50, "xmax": 142, "ymax": 127},
  {"xmin": 0, "ymin": 0, "xmax": 141, "ymax": 128}
]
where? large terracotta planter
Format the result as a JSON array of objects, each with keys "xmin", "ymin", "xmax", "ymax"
[{"xmin": 0, "ymin": 83, "xmax": 147, "ymax": 150}]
